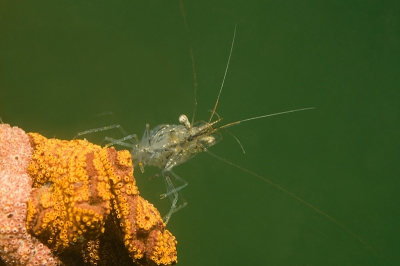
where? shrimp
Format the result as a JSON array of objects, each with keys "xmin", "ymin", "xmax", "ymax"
[{"xmin": 74, "ymin": 25, "xmax": 315, "ymax": 224}]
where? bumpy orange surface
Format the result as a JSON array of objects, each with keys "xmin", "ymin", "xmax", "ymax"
[{"xmin": 25, "ymin": 132, "xmax": 177, "ymax": 265}]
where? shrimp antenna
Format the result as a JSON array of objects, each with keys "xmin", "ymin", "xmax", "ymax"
[
  {"xmin": 179, "ymin": 0, "xmax": 199, "ymax": 126},
  {"xmin": 209, "ymin": 23, "xmax": 237, "ymax": 123},
  {"xmin": 219, "ymin": 107, "xmax": 315, "ymax": 129},
  {"xmin": 189, "ymin": 46, "xmax": 198, "ymax": 126},
  {"xmin": 223, "ymin": 128, "xmax": 246, "ymax": 154}
]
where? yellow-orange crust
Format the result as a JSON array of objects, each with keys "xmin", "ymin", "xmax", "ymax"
[{"xmin": 26, "ymin": 132, "xmax": 177, "ymax": 265}]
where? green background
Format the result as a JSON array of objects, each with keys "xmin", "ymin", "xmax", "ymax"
[{"xmin": 1, "ymin": 1, "xmax": 399, "ymax": 265}]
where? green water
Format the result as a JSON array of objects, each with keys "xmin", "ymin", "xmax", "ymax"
[{"xmin": 1, "ymin": 1, "xmax": 399, "ymax": 265}]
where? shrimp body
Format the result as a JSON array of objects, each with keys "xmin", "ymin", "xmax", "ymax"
[{"xmin": 133, "ymin": 115, "xmax": 221, "ymax": 173}]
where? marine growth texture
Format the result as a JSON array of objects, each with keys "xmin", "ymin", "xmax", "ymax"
[{"xmin": 0, "ymin": 124, "xmax": 177, "ymax": 266}]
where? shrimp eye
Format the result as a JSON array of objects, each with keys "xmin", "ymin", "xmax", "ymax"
[
  {"xmin": 179, "ymin": 114, "xmax": 188, "ymax": 124},
  {"xmin": 179, "ymin": 114, "xmax": 191, "ymax": 129}
]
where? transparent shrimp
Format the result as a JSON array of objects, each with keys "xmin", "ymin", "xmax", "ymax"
[
  {"xmin": 73, "ymin": 25, "xmax": 376, "ymax": 253},
  {"xmin": 74, "ymin": 25, "xmax": 315, "ymax": 224}
]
